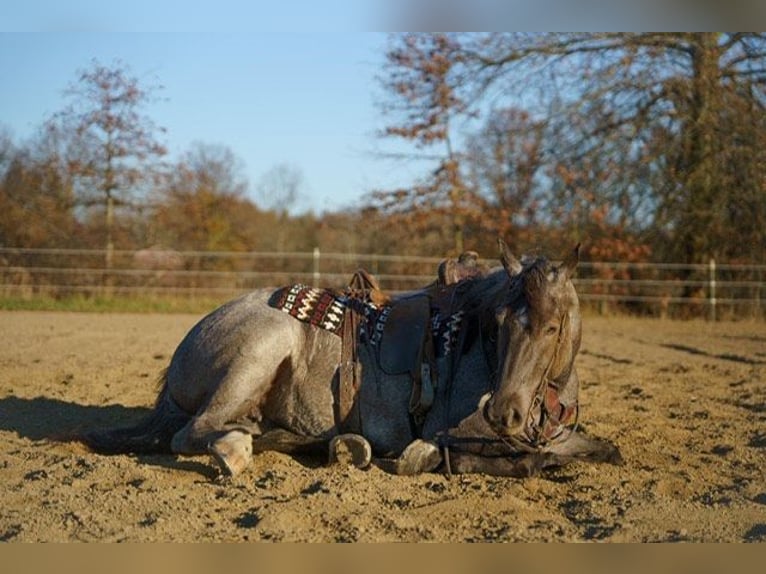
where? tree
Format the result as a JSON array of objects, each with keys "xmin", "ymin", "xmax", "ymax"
[
  {"xmin": 255, "ymin": 163, "xmax": 304, "ymax": 216},
  {"xmin": 0, "ymin": 127, "xmax": 12, "ymax": 173},
  {"xmin": 151, "ymin": 143, "xmax": 258, "ymax": 253},
  {"xmin": 458, "ymin": 32, "xmax": 766, "ymax": 262},
  {"xmin": 372, "ymin": 33, "xmax": 478, "ymax": 254},
  {"xmin": 255, "ymin": 163, "xmax": 306, "ymax": 253},
  {"xmin": 375, "ymin": 33, "xmax": 766, "ymax": 263},
  {"xmin": 0, "ymin": 129, "xmax": 79, "ymax": 248},
  {"xmin": 464, "ymin": 107, "xmax": 545, "ymax": 244},
  {"xmin": 47, "ymin": 59, "xmax": 167, "ymax": 267}
]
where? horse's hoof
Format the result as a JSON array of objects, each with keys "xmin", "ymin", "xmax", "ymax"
[
  {"xmin": 328, "ymin": 434, "xmax": 372, "ymax": 469},
  {"xmin": 208, "ymin": 430, "xmax": 253, "ymax": 476},
  {"xmin": 395, "ymin": 439, "xmax": 442, "ymax": 475}
]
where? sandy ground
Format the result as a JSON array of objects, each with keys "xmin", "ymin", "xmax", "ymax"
[{"xmin": 0, "ymin": 310, "xmax": 764, "ymax": 542}]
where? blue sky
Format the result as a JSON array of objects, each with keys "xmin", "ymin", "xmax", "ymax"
[
  {"xmin": 0, "ymin": 31, "xmax": 421, "ymax": 214},
  {"xmin": 3, "ymin": 3, "xmax": 758, "ymax": 216}
]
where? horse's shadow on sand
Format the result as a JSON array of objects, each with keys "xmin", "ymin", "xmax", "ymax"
[
  {"xmin": 0, "ymin": 395, "xmax": 327, "ymax": 478},
  {"xmin": 0, "ymin": 395, "xmax": 223, "ymax": 478},
  {"xmin": 0, "ymin": 395, "xmax": 151, "ymax": 442}
]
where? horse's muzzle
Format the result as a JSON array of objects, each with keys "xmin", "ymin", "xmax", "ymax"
[{"xmin": 482, "ymin": 394, "xmax": 526, "ymax": 438}]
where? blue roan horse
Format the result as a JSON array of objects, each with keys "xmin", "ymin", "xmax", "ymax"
[{"xmin": 84, "ymin": 240, "xmax": 622, "ymax": 477}]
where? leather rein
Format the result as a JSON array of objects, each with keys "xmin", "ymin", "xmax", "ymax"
[{"xmin": 442, "ymin": 305, "xmax": 579, "ymax": 467}]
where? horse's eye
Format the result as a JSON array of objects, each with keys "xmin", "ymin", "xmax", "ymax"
[{"xmin": 545, "ymin": 324, "xmax": 559, "ymax": 336}]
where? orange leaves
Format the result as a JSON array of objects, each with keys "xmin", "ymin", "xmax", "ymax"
[
  {"xmin": 376, "ymin": 34, "xmax": 473, "ymax": 251},
  {"xmin": 380, "ymin": 34, "xmax": 466, "ymax": 149},
  {"xmin": 589, "ymin": 237, "xmax": 651, "ymax": 264}
]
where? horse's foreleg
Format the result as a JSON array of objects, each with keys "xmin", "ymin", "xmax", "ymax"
[
  {"xmin": 541, "ymin": 431, "xmax": 623, "ymax": 467},
  {"xmin": 440, "ymin": 432, "xmax": 622, "ymax": 477},
  {"xmin": 447, "ymin": 451, "xmax": 546, "ymax": 477},
  {"xmin": 376, "ymin": 439, "xmax": 442, "ymax": 475}
]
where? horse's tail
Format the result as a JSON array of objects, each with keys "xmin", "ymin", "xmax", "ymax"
[{"xmin": 81, "ymin": 369, "xmax": 189, "ymax": 454}]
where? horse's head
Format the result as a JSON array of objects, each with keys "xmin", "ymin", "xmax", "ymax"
[{"xmin": 483, "ymin": 239, "xmax": 582, "ymax": 445}]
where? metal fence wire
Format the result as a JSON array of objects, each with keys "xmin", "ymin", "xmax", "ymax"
[{"xmin": 0, "ymin": 247, "xmax": 763, "ymax": 319}]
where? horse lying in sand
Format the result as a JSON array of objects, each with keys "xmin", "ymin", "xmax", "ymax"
[{"xmin": 84, "ymin": 239, "xmax": 622, "ymax": 477}]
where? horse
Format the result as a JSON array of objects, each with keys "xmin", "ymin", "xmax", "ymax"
[{"xmin": 83, "ymin": 239, "xmax": 622, "ymax": 477}]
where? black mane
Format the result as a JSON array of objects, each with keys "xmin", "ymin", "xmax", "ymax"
[{"xmin": 458, "ymin": 255, "xmax": 555, "ymax": 318}]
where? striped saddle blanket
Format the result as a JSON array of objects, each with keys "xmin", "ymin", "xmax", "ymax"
[
  {"xmin": 268, "ymin": 284, "xmax": 348, "ymax": 335},
  {"xmin": 269, "ymin": 284, "xmax": 463, "ymax": 359}
]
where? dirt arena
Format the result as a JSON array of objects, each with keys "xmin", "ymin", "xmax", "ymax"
[{"xmin": 0, "ymin": 310, "xmax": 764, "ymax": 542}]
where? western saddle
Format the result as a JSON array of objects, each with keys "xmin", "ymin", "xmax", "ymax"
[{"xmin": 336, "ymin": 251, "xmax": 490, "ymax": 434}]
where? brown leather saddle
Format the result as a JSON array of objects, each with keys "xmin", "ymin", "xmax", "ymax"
[
  {"xmin": 376, "ymin": 292, "xmax": 436, "ymax": 421},
  {"xmin": 336, "ymin": 253, "xmax": 487, "ymax": 432},
  {"xmin": 374, "ymin": 249, "xmax": 488, "ymax": 375},
  {"xmin": 268, "ymin": 252, "xmax": 488, "ymax": 433}
]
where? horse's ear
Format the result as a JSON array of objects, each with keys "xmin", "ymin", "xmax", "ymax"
[
  {"xmin": 559, "ymin": 243, "xmax": 580, "ymax": 280},
  {"xmin": 497, "ymin": 237, "xmax": 522, "ymax": 276}
]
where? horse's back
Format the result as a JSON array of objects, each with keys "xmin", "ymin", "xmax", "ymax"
[{"xmin": 165, "ymin": 289, "xmax": 313, "ymax": 414}]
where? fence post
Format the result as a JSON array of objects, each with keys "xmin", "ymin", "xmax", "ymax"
[
  {"xmin": 709, "ymin": 258, "xmax": 716, "ymax": 322},
  {"xmin": 313, "ymin": 247, "xmax": 321, "ymax": 287}
]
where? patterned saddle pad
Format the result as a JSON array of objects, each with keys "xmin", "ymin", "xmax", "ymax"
[
  {"xmin": 269, "ymin": 284, "xmax": 464, "ymax": 358},
  {"xmin": 269, "ymin": 284, "xmax": 348, "ymax": 335}
]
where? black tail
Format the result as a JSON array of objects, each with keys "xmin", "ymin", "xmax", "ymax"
[{"xmin": 81, "ymin": 372, "xmax": 189, "ymax": 454}]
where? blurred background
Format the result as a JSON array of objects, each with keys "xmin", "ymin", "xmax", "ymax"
[{"xmin": 1, "ymin": 5, "xmax": 764, "ymax": 319}]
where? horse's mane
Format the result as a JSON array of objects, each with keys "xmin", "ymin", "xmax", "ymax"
[{"xmin": 457, "ymin": 255, "xmax": 555, "ymax": 318}]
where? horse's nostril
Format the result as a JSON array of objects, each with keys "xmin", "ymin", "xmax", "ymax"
[
  {"xmin": 499, "ymin": 410, "xmax": 524, "ymax": 432},
  {"xmin": 484, "ymin": 397, "xmax": 525, "ymax": 434}
]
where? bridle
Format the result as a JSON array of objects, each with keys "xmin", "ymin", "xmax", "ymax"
[
  {"xmin": 439, "ymin": 303, "xmax": 579, "ymax": 476},
  {"xmin": 516, "ymin": 310, "xmax": 579, "ymax": 448},
  {"xmin": 481, "ymin": 305, "xmax": 579, "ymax": 452},
  {"xmin": 439, "ymin": 302, "xmax": 580, "ymax": 477}
]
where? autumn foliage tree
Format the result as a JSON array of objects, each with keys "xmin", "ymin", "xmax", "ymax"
[
  {"xmin": 372, "ymin": 33, "xmax": 479, "ymax": 254},
  {"xmin": 0, "ymin": 130, "xmax": 79, "ymax": 248},
  {"xmin": 150, "ymin": 143, "xmax": 258, "ymax": 253},
  {"xmin": 46, "ymin": 59, "xmax": 167, "ymax": 267},
  {"xmin": 374, "ymin": 33, "xmax": 766, "ymax": 265},
  {"xmin": 464, "ymin": 107, "xmax": 545, "ymax": 246}
]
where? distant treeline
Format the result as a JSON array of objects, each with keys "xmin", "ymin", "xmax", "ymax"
[{"xmin": 2, "ymin": 33, "xmax": 765, "ymax": 267}]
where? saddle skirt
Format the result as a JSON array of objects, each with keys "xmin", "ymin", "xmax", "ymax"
[{"xmin": 269, "ymin": 282, "xmax": 469, "ymax": 425}]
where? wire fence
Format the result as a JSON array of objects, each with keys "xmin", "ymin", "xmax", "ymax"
[{"xmin": 1, "ymin": 247, "xmax": 764, "ymax": 319}]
